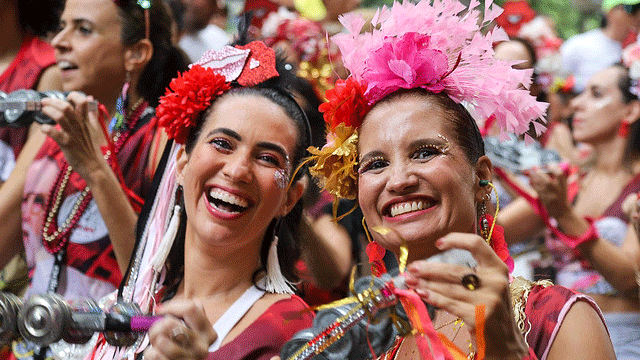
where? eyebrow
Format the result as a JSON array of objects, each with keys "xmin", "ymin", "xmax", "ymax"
[
  {"xmin": 408, "ymin": 136, "xmax": 450, "ymax": 150},
  {"xmin": 207, "ymin": 128, "xmax": 290, "ymax": 162}
]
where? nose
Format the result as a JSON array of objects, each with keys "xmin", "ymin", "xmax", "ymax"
[
  {"xmin": 569, "ymin": 91, "xmax": 585, "ymax": 113},
  {"xmin": 51, "ymin": 27, "xmax": 70, "ymax": 54},
  {"xmin": 384, "ymin": 162, "xmax": 419, "ymax": 194},
  {"xmin": 222, "ymin": 152, "xmax": 253, "ymax": 183}
]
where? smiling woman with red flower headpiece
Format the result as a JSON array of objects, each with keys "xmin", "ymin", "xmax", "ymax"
[
  {"xmin": 297, "ymin": 1, "xmax": 616, "ymax": 359},
  {"xmin": 84, "ymin": 38, "xmax": 315, "ymax": 360}
]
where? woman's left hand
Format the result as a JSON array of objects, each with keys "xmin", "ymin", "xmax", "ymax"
[
  {"xmin": 144, "ymin": 299, "xmax": 217, "ymax": 360},
  {"xmin": 404, "ymin": 232, "xmax": 528, "ymax": 359},
  {"xmin": 39, "ymin": 91, "xmax": 108, "ymax": 183}
]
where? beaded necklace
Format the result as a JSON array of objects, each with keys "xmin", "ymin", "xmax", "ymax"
[{"xmin": 41, "ymin": 99, "xmax": 148, "ymax": 254}]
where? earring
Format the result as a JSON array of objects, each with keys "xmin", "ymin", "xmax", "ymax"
[
  {"xmin": 264, "ymin": 220, "xmax": 294, "ymax": 294},
  {"xmin": 478, "ymin": 179, "xmax": 498, "ymax": 244},
  {"xmin": 362, "ymin": 218, "xmax": 386, "ymax": 277},
  {"xmin": 618, "ymin": 120, "xmax": 630, "ymax": 138},
  {"xmin": 110, "ymin": 72, "xmax": 131, "ymax": 133},
  {"xmin": 479, "ymin": 201, "xmax": 489, "ymax": 242}
]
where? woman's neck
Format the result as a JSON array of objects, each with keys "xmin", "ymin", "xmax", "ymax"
[
  {"xmin": 590, "ymin": 136, "xmax": 628, "ymax": 173},
  {"xmin": 180, "ymin": 231, "xmax": 262, "ymax": 300}
]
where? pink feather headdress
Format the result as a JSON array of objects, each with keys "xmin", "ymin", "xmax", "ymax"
[{"xmin": 308, "ymin": 0, "xmax": 548, "ymax": 201}]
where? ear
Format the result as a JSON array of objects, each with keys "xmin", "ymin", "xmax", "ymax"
[
  {"xmin": 175, "ymin": 146, "xmax": 188, "ymax": 186},
  {"xmin": 474, "ymin": 155, "xmax": 493, "ymax": 203},
  {"xmin": 280, "ymin": 175, "xmax": 307, "ymax": 217},
  {"xmin": 624, "ymin": 100, "xmax": 640, "ymax": 125},
  {"xmin": 124, "ymin": 39, "xmax": 153, "ymax": 73}
]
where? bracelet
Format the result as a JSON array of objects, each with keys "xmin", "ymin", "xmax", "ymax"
[{"xmin": 553, "ymin": 217, "xmax": 598, "ymax": 250}]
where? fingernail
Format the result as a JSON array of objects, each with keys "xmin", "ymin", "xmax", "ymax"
[
  {"xmin": 415, "ymin": 288, "xmax": 429, "ymax": 299},
  {"xmin": 435, "ymin": 238, "xmax": 444, "ymax": 249},
  {"xmin": 404, "ymin": 273, "xmax": 417, "ymax": 284}
]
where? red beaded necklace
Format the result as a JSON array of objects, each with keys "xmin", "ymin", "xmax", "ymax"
[{"xmin": 42, "ymin": 100, "xmax": 148, "ymax": 254}]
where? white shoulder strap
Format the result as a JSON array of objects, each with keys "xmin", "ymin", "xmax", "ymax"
[{"xmin": 208, "ymin": 285, "xmax": 266, "ymax": 351}]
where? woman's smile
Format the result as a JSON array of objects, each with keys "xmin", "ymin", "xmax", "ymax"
[{"xmin": 205, "ymin": 185, "xmax": 252, "ymax": 220}]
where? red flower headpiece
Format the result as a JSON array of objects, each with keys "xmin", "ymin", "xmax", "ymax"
[
  {"xmin": 318, "ymin": 77, "xmax": 370, "ymax": 130},
  {"xmin": 157, "ymin": 41, "xmax": 279, "ymax": 144}
]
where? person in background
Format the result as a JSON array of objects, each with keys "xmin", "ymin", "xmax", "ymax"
[
  {"xmin": 0, "ymin": 0, "xmax": 63, "ymax": 333},
  {"xmin": 561, "ymin": 0, "xmax": 640, "ymax": 92},
  {"xmin": 0, "ymin": 0, "xmax": 63, "ymax": 169},
  {"xmin": 499, "ymin": 63, "xmax": 640, "ymax": 359},
  {"xmin": 177, "ymin": 0, "xmax": 231, "ymax": 62}
]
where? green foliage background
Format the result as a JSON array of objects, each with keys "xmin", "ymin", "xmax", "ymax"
[
  {"xmin": 360, "ymin": 0, "xmax": 603, "ymax": 40},
  {"xmin": 494, "ymin": 0, "xmax": 601, "ymax": 39}
]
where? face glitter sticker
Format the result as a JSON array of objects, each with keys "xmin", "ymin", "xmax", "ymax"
[
  {"xmin": 437, "ymin": 134, "xmax": 451, "ymax": 155},
  {"xmin": 274, "ymin": 169, "xmax": 289, "ymax": 189}
]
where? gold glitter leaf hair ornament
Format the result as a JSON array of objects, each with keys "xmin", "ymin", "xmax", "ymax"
[{"xmin": 307, "ymin": 0, "xmax": 549, "ymax": 204}]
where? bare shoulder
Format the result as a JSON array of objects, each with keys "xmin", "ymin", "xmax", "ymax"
[
  {"xmin": 35, "ymin": 65, "xmax": 62, "ymax": 92},
  {"xmin": 546, "ymin": 301, "xmax": 615, "ymax": 360}
]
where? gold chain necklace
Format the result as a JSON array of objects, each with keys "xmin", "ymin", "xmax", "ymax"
[{"xmin": 42, "ymin": 166, "xmax": 91, "ymax": 242}]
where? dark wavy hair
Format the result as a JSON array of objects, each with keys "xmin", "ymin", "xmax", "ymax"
[
  {"xmin": 611, "ymin": 63, "xmax": 640, "ymax": 164},
  {"xmin": 115, "ymin": 0, "xmax": 190, "ymax": 107},
  {"xmin": 17, "ymin": 0, "xmax": 64, "ymax": 37}
]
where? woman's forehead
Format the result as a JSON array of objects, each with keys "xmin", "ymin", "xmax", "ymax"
[
  {"xmin": 203, "ymin": 94, "xmax": 298, "ymax": 142},
  {"xmin": 62, "ymin": 0, "xmax": 122, "ymax": 26},
  {"xmin": 362, "ymin": 95, "xmax": 452, "ymax": 137}
]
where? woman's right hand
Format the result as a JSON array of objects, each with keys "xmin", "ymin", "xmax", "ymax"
[
  {"xmin": 144, "ymin": 300, "xmax": 217, "ymax": 360},
  {"xmin": 404, "ymin": 232, "xmax": 529, "ymax": 359},
  {"xmin": 527, "ymin": 165, "xmax": 571, "ymax": 219}
]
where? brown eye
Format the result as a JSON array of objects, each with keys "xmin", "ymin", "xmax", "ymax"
[
  {"xmin": 358, "ymin": 156, "xmax": 387, "ymax": 173},
  {"xmin": 210, "ymin": 138, "xmax": 233, "ymax": 153},
  {"xmin": 412, "ymin": 144, "xmax": 443, "ymax": 161}
]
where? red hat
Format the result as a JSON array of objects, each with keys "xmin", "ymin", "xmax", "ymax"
[{"xmin": 496, "ymin": 0, "xmax": 537, "ymax": 37}]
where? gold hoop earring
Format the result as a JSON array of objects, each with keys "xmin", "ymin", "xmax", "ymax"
[{"xmin": 478, "ymin": 180, "xmax": 499, "ymax": 243}]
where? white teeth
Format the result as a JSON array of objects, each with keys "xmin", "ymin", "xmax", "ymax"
[
  {"xmin": 208, "ymin": 188, "xmax": 249, "ymax": 208},
  {"xmin": 58, "ymin": 61, "xmax": 76, "ymax": 70},
  {"xmin": 390, "ymin": 201, "xmax": 426, "ymax": 217}
]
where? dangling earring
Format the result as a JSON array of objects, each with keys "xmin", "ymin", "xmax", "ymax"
[
  {"xmin": 264, "ymin": 219, "xmax": 294, "ymax": 294},
  {"xmin": 479, "ymin": 200, "xmax": 490, "ymax": 242},
  {"xmin": 478, "ymin": 180, "xmax": 499, "ymax": 244},
  {"xmin": 478, "ymin": 180, "xmax": 515, "ymax": 273},
  {"xmin": 362, "ymin": 218, "xmax": 386, "ymax": 277},
  {"xmin": 110, "ymin": 71, "xmax": 131, "ymax": 133},
  {"xmin": 150, "ymin": 184, "xmax": 183, "ymax": 272},
  {"xmin": 618, "ymin": 120, "xmax": 630, "ymax": 138}
]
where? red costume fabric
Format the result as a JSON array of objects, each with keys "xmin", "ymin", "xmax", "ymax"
[
  {"xmin": 0, "ymin": 35, "xmax": 57, "ymax": 157},
  {"xmin": 375, "ymin": 283, "xmax": 604, "ymax": 360},
  {"xmin": 206, "ymin": 295, "xmax": 314, "ymax": 360},
  {"xmin": 524, "ymin": 284, "xmax": 605, "ymax": 359}
]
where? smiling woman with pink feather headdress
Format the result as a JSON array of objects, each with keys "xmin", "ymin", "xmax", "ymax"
[{"xmin": 289, "ymin": 0, "xmax": 617, "ymax": 359}]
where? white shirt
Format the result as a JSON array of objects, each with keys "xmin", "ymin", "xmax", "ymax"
[{"xmin": 179, "ymin": 24, "xmax": 231, "ymax": 63}]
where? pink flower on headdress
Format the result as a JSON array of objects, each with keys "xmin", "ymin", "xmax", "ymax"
[{"xmin": 363, "ymin": 32, "xmax": 449, "ymax": 104}]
